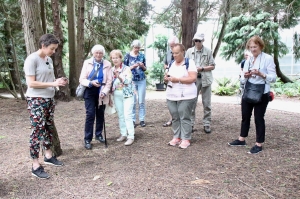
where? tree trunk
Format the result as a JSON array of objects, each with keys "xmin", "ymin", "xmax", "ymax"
[
  {"xmin": 51, "ymin": 0, "xmax": 71, "ymax": 101},
  {"xmin": 20, "ymin": 0, "xmax": 63, "ymax": 156},
  {"xmin": 181, "ymin": 0, "xmax": 198, "ymax": 50},
  {"xmin": 273, "ymin": 37, "xmax": 293, "ymax": 83},
  {"xmin": 19, "ymin": 0, "xmax": 43, "ymax": 55},
  {"xmin": 67, "ymin": 0, "xmax": 78, "ymax": 96},
  {"xmin": 40, "ymin": 0, "xmax": 47, "ymax": 34},
  {"xmin": 76, "ymin": 0, "xmax": 85, "ymax": 94},
  {"xmin": 213, "ymin": 0, "xmax": 230, "ymax": 58},
  {"xmin": 273, "ymin": 15, "xmax": 292, "ymax": 83}
]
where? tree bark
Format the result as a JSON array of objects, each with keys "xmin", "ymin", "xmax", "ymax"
[
  {"xmin": 181, "ymin": 0, "xmax": 198, "ymax": 50},
  {"xmin": 51, "ymin": 0, "xmax": 71, "ymax": 101},
  {"xmin": 67, "ymin": 0, "xmax": 78, "ymax": 96},
  {"xmin": 76, "ymin": 0, "xmax": 85, "ymax": 92},
  {"xmin": 40, "ymin": 0, "xmax": 47, "ymax": 34},
  {"xmin": 19, "ymin": 0, "xmax": 43, "ymax": 55}
]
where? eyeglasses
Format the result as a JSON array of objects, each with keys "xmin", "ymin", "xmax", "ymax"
[{"xmin": 194, "ymin": 40, "xmax": 203, "ymax": 43}]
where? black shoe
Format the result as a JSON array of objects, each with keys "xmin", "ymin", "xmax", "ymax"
[
  {"xmin": 32, "ymin": 166, "xmax": 50, "ymax": 179},
  {"xmin": 44, "ymin": 156, "xmax": 64, "ymax": 166},
  {"xmin": 95, "ymin": 136, "xmax": 105, "ymax": 143},
  {"xmin": 133, "ymin": 121, "xmax": 137, "ymax": 128},
  {"xmin": 204, "ymin": 126, "xmax": 211, "ymax": 134},
  {"xmin": 248, "ymin": 145, "xmax": 262, "ymax": 154},
  {"xmin": 84, "ymin": 140, "xmax": 92, "ymax": 150},
  {"xmin": 140, "ymin": 121, "xmax": 146, "ymax": 127},
  {"xmin": 228, "ymin": 139, "xmax": 246, "ymax": 146}
]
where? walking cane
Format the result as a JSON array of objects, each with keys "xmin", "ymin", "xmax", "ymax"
[{"xmin": 102, "ymin": 101, "xmax": 108, "ymax": 148}]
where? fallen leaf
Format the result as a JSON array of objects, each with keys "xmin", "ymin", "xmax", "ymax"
[
  {"xmin": 191, "ymin": 179, "xmax": 211, "ymax": 185},
  {"xmin": 107, "ymin": 181, "xmax": 113, "ymax": 186},
  {"xmin": 93, "ymin": 175, "xmax": 100, "ymax": 180}
]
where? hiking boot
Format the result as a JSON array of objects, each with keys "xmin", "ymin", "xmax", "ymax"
[
  {"xmin": 228, "ymin": 139, "xmax": 246, "ymax": 146},
  {"xmin": 140, "ymin": 121, "xmax": 146, "ymax": 127},
  {"xmin": 95, "ymin": 136, "xmax": 105, "ymax": 143},
  {"xmin": 32, "ymin": 166, "xmax": 50, "ymax": 179},
  {"xmin": 168, "ymin": 138, "xmax": 181, "ymax": 146},
  {"xmin": 204, "ymin": 126, "xmax": 211, "ymax": 134},
  {"xmin": 248, "ymin": 145, "xmax": 262, "ymax": 154},
  {"xmin": 124, "ymin": 138, "xmax": 134, "ymax": 146},
  {"xmin": 84, "ymin": 140, "xmax": 92, "ymax": 150},
  {"xmin": 179, "ymin": 140, "xmax": 190, "ymax": 149},
  {"xmin": 44, "ymin": 156, "xmax": 64, "ymax": 166},
  {"xmin": 116, "ymin": 136, "xmax": 127, "ymax": 142}
]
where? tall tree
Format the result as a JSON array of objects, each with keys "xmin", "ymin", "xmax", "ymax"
[
  {"xmin": 181, "ymin": 0, "xmax": 198, "ymax": 49},
  {"xmin": 74, "ymin": 0, "xmax": 85, "ymax": 97},
  {"xmin": 67, "ymin": 0, "xmax": 77, "ymax": 96},
  {"xmin": 51, "ymin": 0, "xmax": 70, "ymax": 101}
]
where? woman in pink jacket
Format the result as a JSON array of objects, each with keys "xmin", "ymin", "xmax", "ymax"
[{"xmin": 79, "ymin": 45, "xmax": 113, "ymax": 150}]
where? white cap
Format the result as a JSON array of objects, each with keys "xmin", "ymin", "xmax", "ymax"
[{"xmin": 193, "ymin": 32, "xmax": 205, "ymax": 41}]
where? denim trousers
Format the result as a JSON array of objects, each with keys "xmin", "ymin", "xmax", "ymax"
[
  {"xmin": 113, "ymin": 90, "xmax": 135, "ymax": 139},
  {"xmin": 240, "ymin": 93, "xmax": 269, "ymax": 143},
  {"xmin": 167, "ymin": 98, "xmax": 197, "ymax": 140},
  {"xmin": 132, "ymin": 78, "xmax": 146, "ymax": 122},
  {"xmin": 84, "ymin": 87, "xmax": 105, "ymax": 142},
  {"xmin": 191, "ymin": 77, "xmax": 212, "ymax": 126}
]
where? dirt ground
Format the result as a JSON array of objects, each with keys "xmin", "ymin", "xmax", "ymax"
[{"xmin": 0, "ymin": 96, "xmax": 299, "ymax": 199}]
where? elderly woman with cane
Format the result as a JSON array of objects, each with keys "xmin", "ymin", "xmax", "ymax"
[
  {"xmin": 79, "ymin": 44, "xmax": 112, "ymax": 150},
  {"xmin": 164, "ymin": 43, "xmax": 197, "ymax": 149}
]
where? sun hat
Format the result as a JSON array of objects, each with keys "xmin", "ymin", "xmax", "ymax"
[{"xmin": 193, "ymin": 32, "xmax": 205, "ymax": 41}]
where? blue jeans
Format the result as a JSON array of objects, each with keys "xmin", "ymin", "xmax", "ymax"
[
  {"xmin": 84, "ymin": 87, "xmax": 105, "ymax": 142},
  {"xmin": 132, "ymin": 79, "xmax": 146, "ymax": 122}
]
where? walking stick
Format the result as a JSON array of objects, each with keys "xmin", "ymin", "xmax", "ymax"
[{"xmin": 102, "ymin": 101, "xmax": 108, "ymax": 148}]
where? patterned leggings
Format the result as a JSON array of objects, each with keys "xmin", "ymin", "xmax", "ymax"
[{"xmin": 26, "ymin": 97, "xmax": 55, "ymax": 159}]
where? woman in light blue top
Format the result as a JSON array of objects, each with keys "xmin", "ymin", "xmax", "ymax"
[
  {"xmin": 228, "ymin": 35, "xmax": 277, "ymax": 154},
  {"xmin": 110, "ymin": 50, "xmax": 135, "ymax": 146},
  {"xmin": 123, "ymin": 40, "xmax": 147, "ymax": 127}
]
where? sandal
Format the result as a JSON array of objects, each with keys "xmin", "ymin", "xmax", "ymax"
[{"xmin": 163, "ymin": 120, "xmax": 172, "ymax": 127}]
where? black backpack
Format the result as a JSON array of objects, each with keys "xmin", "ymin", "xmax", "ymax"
[{"xmin": 168, "ymin": 58, "xmax": 189, "ymax": 70}]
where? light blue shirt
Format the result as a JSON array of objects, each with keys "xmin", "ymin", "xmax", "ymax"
[{"xmin": 241, "ymin": 52, "xmax": 277, "ymax": 93}]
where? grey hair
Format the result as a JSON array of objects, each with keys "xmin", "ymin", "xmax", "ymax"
[
  {"xmin": 91, "ymin": 44, "xmax": 105, "ymax": 55},
  {"xmin": 168, "ymin": 36, "xmax": 179, "ymax": 44},
  {"xmin": 131, "ymin": 40, "xmax": 141, "ymax": 48}
]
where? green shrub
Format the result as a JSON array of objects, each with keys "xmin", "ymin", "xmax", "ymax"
[{"xmin": 213, "ymin": 77, "xmax": 239, "ymax": 96}]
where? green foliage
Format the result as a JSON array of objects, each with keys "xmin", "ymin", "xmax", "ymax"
[
  {"xmin": 220, "ymin": 12, "xmax": 288, "ymax": 64},
  {"xmin": 213, "ymin": 77, "xmax": 238, "ymax": 96},
  {"xmin": 147, "ymin": 34, "xmax": 168, "ymax": 62},
  {"xmin": 271, "ymin": 78, "xmax": 300, "ymax": 97},
  {"xmin": 85, "ymin": 0, "xmax": 151, "ymax": 53},
  {"xmin": 149, "ymin": 61, "xmax": 164, "ymax": 84}
]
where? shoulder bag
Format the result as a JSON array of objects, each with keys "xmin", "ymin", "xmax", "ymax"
[{"xmin": 76, "ymin": 66, "xmax": 101, "ymax": 98}]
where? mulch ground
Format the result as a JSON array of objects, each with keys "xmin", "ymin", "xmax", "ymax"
[{"xmin": 0, "ymin": 97, "xmax": 299, "ymax": 199}]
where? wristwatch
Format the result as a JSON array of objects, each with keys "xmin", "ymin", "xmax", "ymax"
[
  {"xmin": 263, "ymin": 74, "xmax": 266, "ymax": 79},
  {"xmin": 201, "ymin": 67, "xmax": 204, "ymax": 72}
]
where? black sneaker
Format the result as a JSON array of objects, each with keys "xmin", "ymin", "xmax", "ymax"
[
  {"xmin": 248, "ymin": 145, "xmax": 262, "ymax": 154},
  {"xmin": 32, "ymin": 166, "xmax": 50, "ymax": 179},
  {"xmin": 95, "ymin": 136, "xmax": 105, "ymax": 143},
  {"xmin": 140, "ymin": 121, "xmax": 146, "ymax": 127},
  {"xmin": 133, "ymin": 121, "xmax": 137, "ymax": 128},
  {"xmin": 228, "ymin": 139, "xmax": 246, "ymax": 146},
  {"xmin": 84, "ymin": 140, "xmax": 92, "ymax": 150},
  {"xmin": 44, "ymin": 156, "xmax": 64, "ymax": 166}
]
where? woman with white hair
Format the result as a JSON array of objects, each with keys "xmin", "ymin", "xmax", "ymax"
[
  {"xmin": 124, "ymin": 40, "xmax": 147, "ymax": 127},
  {"xmin": 79, "ymin": 44, "xmax": 113, "ymax": 150}
]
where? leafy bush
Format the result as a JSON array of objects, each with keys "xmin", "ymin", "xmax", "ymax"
[
  {"xmin": 149, "ymin": 61, "xmax": 164, "ymax": 84},
  {"xmin": 213, "ymin": 77, "xmax": 239, "ymax": 96},
  {"xmin": 271, "ymin": 78, "xmax": 300, "ymax": 98}
]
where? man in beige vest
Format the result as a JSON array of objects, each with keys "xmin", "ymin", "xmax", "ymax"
[{"xmin": 185, "ymin": 32, "xmax": 215, "ymax": 133}]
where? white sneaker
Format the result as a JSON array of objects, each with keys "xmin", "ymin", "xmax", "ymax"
[
  {"xmin": 124, "ymin": 138, "xmax": 134, "ymax": 146},
  {"xmin": 116, "ymin": 136, "xmax": 127, "ymax": 142}
]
